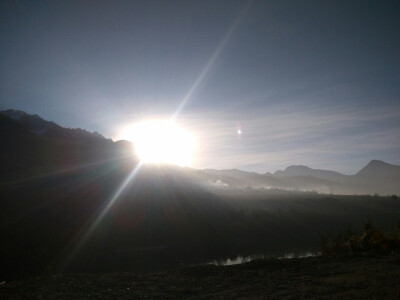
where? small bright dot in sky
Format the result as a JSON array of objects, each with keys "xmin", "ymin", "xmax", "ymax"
[{"xmin": 237, "ymin": 129, "xmax": 242, "ymax": 135}]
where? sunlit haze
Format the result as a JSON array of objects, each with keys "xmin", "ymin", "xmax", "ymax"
[
  {"xmin": 1, "ymin": 1, "xmax": 400, "ymax": 291},
  {"xmin": 1, "ymin": 1, "xmax": 399, "ymax": 174},
  {"xmin": 119, "ymin": 120, "xmax": 196, "ymax": 166}
]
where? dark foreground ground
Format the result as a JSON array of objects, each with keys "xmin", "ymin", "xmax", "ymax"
[{"xmin": 1, "ymin": 254, "xmax": 400, "ymax": 299}]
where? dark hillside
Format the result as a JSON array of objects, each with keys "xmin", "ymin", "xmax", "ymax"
[
  {"xmin": 0, "ymin": 114, "xmax": 133, "ymax": 181},
  {"xmin": 1, "ymin": 111, "xmax": 400, "ymax": 282},
  {"xmin": 0, "ymin": 161, "xmax": 232, "ymax": 280}
]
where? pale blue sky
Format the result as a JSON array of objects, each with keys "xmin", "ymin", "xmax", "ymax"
[{"xmin": 1, "ymin": 0, "xmax": 399, "ymax": 173}]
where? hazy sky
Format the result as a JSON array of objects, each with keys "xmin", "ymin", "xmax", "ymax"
[{"xmin": 1, "ymin": 0, "xmax": 399, "ymax": 173}]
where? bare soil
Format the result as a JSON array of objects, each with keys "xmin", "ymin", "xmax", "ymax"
[{"xmin": 1, "ymin": 254, "xmax": 400, "ymax": 299}]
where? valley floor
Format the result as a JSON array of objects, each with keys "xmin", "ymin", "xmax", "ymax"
[{"xmin": 1, "ymin": 254, "xmax": 400, "ymax": 299}]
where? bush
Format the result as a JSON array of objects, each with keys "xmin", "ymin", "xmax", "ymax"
[{"xmin": 320, "ymin": 221, "xmax": 400, "ymax": 255}]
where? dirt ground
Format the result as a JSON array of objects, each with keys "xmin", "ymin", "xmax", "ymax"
[{"xmin": 1, "ymin": 254, "xmax": 400, "ymax": 299}]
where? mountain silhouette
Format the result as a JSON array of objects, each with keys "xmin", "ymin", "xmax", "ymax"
[
  {"xmin": 274, "ymin": 165, "xmax": 347, "ymax": 182},
  {"xmin": 355, "ymin": 160, "xmax": 400, "ymax": 179},
  {"xmin": 196, "ymin": 162, "xmax": 400, "ymax": 195},
  {"xmin": 1, "ymin": 109, "xmax": 399, "ymax": 195},
  {"xmin": 0, "ymin": 111, "xmax": 134, "ymax": 181},
  {"xmin": 1, "ymin": 109, "xmax": 400, "ymax": 280},
  {"xmin": 0, "ymin": 109, "xmax": 109, "ymax": 143},
  {"xmin": 0, "ymin": 110, "xmax": 232, "ymax": 279}
]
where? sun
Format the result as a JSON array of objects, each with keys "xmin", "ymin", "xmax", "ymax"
[{"xmin": 119, "ymin": 120, "xmax": 196, "ymax": 166}]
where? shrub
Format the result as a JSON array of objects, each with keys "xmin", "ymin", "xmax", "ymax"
[{"xmin": 320, "ymin": 221, "xmax": 400, "ymax": 255}]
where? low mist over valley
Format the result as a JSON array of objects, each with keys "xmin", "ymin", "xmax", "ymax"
[
  {"xmin": 1, "ymin": 110, "xmax": 400, "ymax": 280},
  {"xmin": 2, "ymin": 109, "xmax": 399, "ymax": 196},
  {"xmin": 1, "ymin": 2, "xmax": 400, "ymax": 296}
]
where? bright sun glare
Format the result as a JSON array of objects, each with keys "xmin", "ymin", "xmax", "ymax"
[{"xmin": 119, "ymin": 120, "xmax": 196, "ymax": 166}]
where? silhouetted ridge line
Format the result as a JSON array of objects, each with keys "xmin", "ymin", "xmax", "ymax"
[{"xmin": 0, "ymin": 109, "xmax": 110, "ymax": 143}]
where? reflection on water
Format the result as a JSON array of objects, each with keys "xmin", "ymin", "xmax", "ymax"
[
  {"xmin": 211, "ymin": 252, "xmax": 315, "ymax": 266},
  {"xmin": 279, "ymin": 252, "xmax": 315, "ymax": 259},
  {"xmin": 212, "ymin": 256, "xmax": 252, "ymax": 266}
]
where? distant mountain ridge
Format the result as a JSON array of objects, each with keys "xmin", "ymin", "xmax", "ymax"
[
  {"xmin": 274, "ymin": 165, "xmax": 347, "ymax": 182},
  {"xmin": 0, "ymin": 109, "xmax": 134, "ymax": 180},
  {"xmin": 1, "ymin": 109, "xmax": 400, "ymax": 281},
  {"xmin": 0, "ymin": 110, "xmax": 234, "ymax": 279},
  {"xmin": 198, "ymin": 160, "xmax": 400, "ymax": 195},
  {"xmin": 356, "ymin": 160, "xmax": 400, "ymax": 178},
  {"xmin": 0, "ymin": 109, "xmax": 110, "ymax": 143},
  {"xmin": 1, "ymin": 109, "xmax": 399, "ymax": 195}
]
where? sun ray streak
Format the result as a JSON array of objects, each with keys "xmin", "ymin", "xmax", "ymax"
[
  {"xmin": 171, "ymin": 1, "xmax": 253, "ymax": 121},
  {"xmin": 0, "ymin": 154, "xmax": 135, "ymax": 187},
  {"xmin": 60, "ymin": 161, "xmax": 143, "ymax": 270}
]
